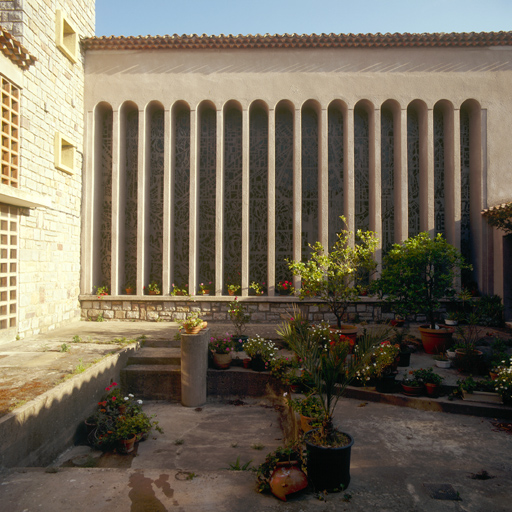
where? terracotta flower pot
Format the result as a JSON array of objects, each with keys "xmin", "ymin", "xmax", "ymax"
[
  {"xmin": 117, "ymin": 436, "xmax": 136, "ymax": 454},
  {"xmin": 401, "ymin": 383, "xmax": 424, "ymax": 396},
  {"xmin": 418, "ymin": 325, "xmax": 454, "ymax": 354},
  {"xmin": 425, "ymin": 382, "xmax": 440, "ymax": 398},
  {"xmin": 270, "ymin": 461, "xmax": 308, "ymax": 501},
  {"xmin": 212, "ymin": 352, "xmax": 232, "ymax": 369},
  {"xmin": 184, "ymin": 326, "xmax": 202, "ymax": 335}
]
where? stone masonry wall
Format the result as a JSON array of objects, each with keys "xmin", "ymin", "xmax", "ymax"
[
  {"xmin": 80, "ymin": 297, "xmax": 396, "ymax": 325},
  {"xmin": 0, "ymin": 1, "xmax": 95, "ymax": 337}
]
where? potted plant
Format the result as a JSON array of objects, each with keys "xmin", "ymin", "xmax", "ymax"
[
  {"xmin": 94, "ymin": 284, "xmax": 109, "ymax": 298},
  {"xmin": 250, "ymin": 281, "xmax": 266, "ymax": 296},
  {"xmin": 287, "ymin": 216, "xmax": 378, "ymax": 335},
  {"xmin": 418, "ymin": 367, "xmax": 444, "ymax": 397},
  {"xmin": 243, "ymin": 335, "xmax": 278, "ymax": 371},
  {"xmin": 228, "ymin": 297, "xmax": 251, "ymax": 350},
  {"xmin": 256, "ymin": 444, "xmax": 307, "ymax": 501},
  {"xmin": 277, "ymin": 307, "xmax": 378, "ymax": 491},
  {"xmin": 375, "ymin": 232, "xmax": 470, "ymax": 355},
  {"xmin": 227, "ymin": 283, "xmax": 240, "ymax": 296},
  {"xmin": 401, "ymin": 370, "xmax": 425, "ymax": 397},
  {"xmin": 494, "ymin": 356, "xmax": 512, "ymax": 405},
  {"xmin": 286, "ymin": 393, "xmax": 324, "ymax": 433},
  {"xmin": 125, "ymin": 282, "xmax": 135, "ymax": 295},
  {"xmin": 269, "ymin": 357, "xmax": 300, "ymax": 390},
  {"xmin": 276, "ymin": 280, "xmax": 295, "ymax": 296},
  {"xmin": 453, "ymin": 313, "xmax": 485, "ymax": 374},
  {"xmin": 433, "ymin": 354, "xmax": 451, "ymax": 369},
  {"xmin": 147, "ymin": 281, "xmax": 161, "ymax": 295},
  {"xmin": 198, "ymin": 281, "xmax": 212, "ymax": 295},
  {"xmin": 209, "ymin": 334, "xmax": 234, "ymax": 369},
  {"xmin": 444, "ymin": 311, "xmax": 459, "ymax": 326},
  {"xmin": 355, "ymin": 340, "xmax": 400, "ymax": 393},
  {"xmin": 171, "ymin": 283, "xmax": 188, "ymax": 296},
  {"xmin": 457, "ymin": 376, "xmax": 503, "ymax": 404},
  {"xmin": 179, "ymin": 311, "xmax": 205, "ymax": 334}
]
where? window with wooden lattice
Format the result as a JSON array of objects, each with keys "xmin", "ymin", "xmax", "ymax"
[
  {"xmin": 1, "ymin": 75, "xmax": 20, "ymax": 188},
  {"xmin": 0, "ymin": 204, "xmax": 17, "ymax": 331}
]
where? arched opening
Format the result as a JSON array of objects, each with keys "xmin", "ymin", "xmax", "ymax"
[
  {"xmin": 249, "ymin": 101, "xmax": 269, "ymax": 290},
  {"xmin": 275, "ymin": 100, "xmax": 294, "ymax": 285},
  {"xmin": 328, "ymin": 100, "xmax": 345, "ymax": 248}
]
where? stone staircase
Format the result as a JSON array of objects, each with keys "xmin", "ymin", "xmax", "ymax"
[
  {"xmin": 120, "ymin": 335, "xmax": 279, "ymax": 400},
  {"xmin": 121, "ymin": 339, "xmax": 182, "ymax": 400}
]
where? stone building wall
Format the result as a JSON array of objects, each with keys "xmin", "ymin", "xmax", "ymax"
[
  {"xmin": 80, "ymin": 296, "xmax": 396, "ymax": 325},
  {"xmin": 0, "ymin": 0, "xmax": 95, "ymax": 338}
]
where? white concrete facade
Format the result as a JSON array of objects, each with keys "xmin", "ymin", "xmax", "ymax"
[{"xmin": 82, "ymin": 38, "xmax": 512, "ymax": 307}]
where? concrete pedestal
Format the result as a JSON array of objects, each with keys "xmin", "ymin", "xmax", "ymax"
[{"xmin": 180, "ymin": 328, "xmax": 209, "ymax": 407}]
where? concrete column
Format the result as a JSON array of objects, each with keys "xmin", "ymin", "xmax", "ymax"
[
  {"xmin": 137, "ymin": 108, "xmax": 148, "ymax": 292},
  {"xmin": 423, "ymin": 107, "xmax": 435, "ymax": 235},
  {"xmin": 268, "ymin": 108, "xmax": 276, "ymax": 296},
  {"xmin": 111, "ymin": 108, "xmax": 123, "ymax": 294},
  {"xmin": 180, "ymin": 328, "xmax": 209, "ymax": 407},
  {"xmin": 82, "ymin": 109, "xmax": 94, "ymax": 294},
  {"xmin": 241, "ymin": 108, "xmax": 250, "ymax": 296},
  {"xmin": 189, "ymin": 108, "xmax": 199, "ymax": 294},
  {"xmin": 162, "ymin": 108, "xmax": 172, "ymax": 295},
  {"xmin": 370, "ymin": 107, "xmax": 381, "ymax": 269},
  {"xmin": 345, "ymin": 109, "xmax": 355, "ymax": 239},
  {"xmin": 397, "ymin": 108, "xmax": 408, "ymax": 243},
  {"xmin": 293, "ymin": 107, "xmax": 301, "ymax": 290},
  {"xmin": 215, "ymin": 108, "xmax": 224, "ymax": 295},
  {"xmin": 451, "ymin": 109, "xmax": 462, "ymax": 251},
  {"xmin": 319, "ymin": 107, "xmax": 329, "ymax": 250}
]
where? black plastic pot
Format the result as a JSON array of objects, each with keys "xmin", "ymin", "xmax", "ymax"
[
  {"xmin": 375, "ymin": 373, "xmax": 397, "ymax": 393},
  {"xmin": 397, "ymin": 350, "xmax": 411, "ymax": 367},
  {"xmin": 305, "ymin": 431, "xmax": 354, "ymax": 492}
]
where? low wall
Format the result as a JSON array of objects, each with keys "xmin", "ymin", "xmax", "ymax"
[
  {"xmin": 0, "ymin": 343, "xmax": 141, "ymax": 469},
  {"xmin": 79, "ymin": 296, "xmax": 397, "ymax": 324}
]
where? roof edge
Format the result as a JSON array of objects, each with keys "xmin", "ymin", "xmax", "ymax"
[
  {"xmin": 0, "ymin": 27, "xmax": 37, "ymax": 69},
  {"xmin": 83, "ymin": 31, "xmax": 512, "ymax": 51}
]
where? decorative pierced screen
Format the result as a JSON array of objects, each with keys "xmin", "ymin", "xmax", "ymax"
[
  {"xmin": 0, "ymin": 204, "xmax": 17, "ymax": 330},
  {"xmin": 434, "ymin": 108, "xmax": 445, "ymax": 237},
  {"xmin": 301, "ymin": 108, "xmax": 318, "ymax": 259},
  {"xmin": 223, "ymin": 108, "xmax": 243, "ymax": 289},
  {"xmin": 407, "ymin": 108, "xmax": 421, "ymax": 238},
  {"xmin": 124, "ymin": 110, "xmax": 138, "ymax": 287},
  {"xmin": 100, "ymin": 110, "xmax": 112, "ymax": 289},
  {"xmin": 249, "ymin": 107, "xmax": 268, "ymax": 286},
  {"xmin": 149, "ymin": 109, "xmax": 164, "ymax": 285},
  {"xmin": 1, "ymin": 77, "xmax": 19, "ymax": 188},
  {"xmin": 198, "ymin": 108, "xmax": 216, "ymax": 288},
  {"xmin": 354, "ymin": 108, "xmax": 369, "ymax": 232},
  {"xmin": 381, "ymin": 109, "xmax": 395, "ymax": 254},
  {"xmin": 328, "ymin": 106, "xmax": 344, "ymax": 248},
  {"xmin": 275, "ymin": 107, "xmax": 294, "ymax": 283},
  {"xmin": 460, "ymin": 108, "xmax": 471, "ymax": 264},
  {"xmin": 173, "ymin": 108, "xmax": 190, "ymax": 287}
]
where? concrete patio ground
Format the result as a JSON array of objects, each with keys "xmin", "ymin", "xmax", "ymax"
[{"xmin": 0, "ymin": 396, "xmax": 511, "ymax": 511}]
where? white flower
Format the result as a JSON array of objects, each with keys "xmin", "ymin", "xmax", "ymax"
[
  {"xmin": 283, "ymin": 392, "xmax": 288, "ymax": 397},
  {"xmin": 124, "ymin": 397, "xmax": 129, "ymax": 401},
  {"xmin": 129, "ymin": 394, "xmax": 134, "ymax": 398},
  {"xmin": 137, "ymin": 400, "xmax": 143, "ymax": 405}
]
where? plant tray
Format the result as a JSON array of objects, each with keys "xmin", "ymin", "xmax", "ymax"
[{"xmin": 462, "ymin": 390, "xmax": 503, "ymax": 404}]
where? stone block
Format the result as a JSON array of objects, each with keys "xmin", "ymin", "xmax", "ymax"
[
  {"xmin": 103, "ymin": 310, "xmax": 114, "ymax": 319},
  {"xmin": 122, "ymin": 301, "xmax": 132, "ymax": 311},
  {"xmin": 115, "ymin": 311, "xmax": 126, "ymax": 319},
  {"xmin": 100, "ymin": 301, "xmax": 111, "ymax": 310},
  {"xmin": 126, "ymin": 311, "xmax": 139, "ymax": 319},
  {"xmin": 147, "ymin": 311, "xmax": 159, "ymax": 321},
  {"xmin": 258, "ymin": 302, "xmax": 270, "ymax": 312}
]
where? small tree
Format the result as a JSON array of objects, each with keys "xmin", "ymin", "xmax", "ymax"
[
  {"xmin": 287, "ymin": 219, "xmax": 378, "ymax": 328},
  {"xmin": 375, "ymin": 232, "xmax": 470, "ymax": 329}
]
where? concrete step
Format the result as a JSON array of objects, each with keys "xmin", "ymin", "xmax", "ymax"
[
  {"xmin": 143, "ymin": 339, "xmax": 180, "ymax": 349},
  {"xmin": 127, "ymin": 347, "xmax": 181, "ymax": 366},
  {"xmin": 121, "ymin": 364, "xmax": 181, "ymax": 400}
]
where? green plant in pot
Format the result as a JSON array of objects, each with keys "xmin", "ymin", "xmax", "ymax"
[
  {"xmin": 375, "ymin": 232, "xmax": 471, "ymax": 355},
  {"xmin": 243, "ymin": 335, "xmax": 278, "ymax": 371},
  {"xmin": 228, "ymin": 297, "xmax": 251, "ymax": 350},
  {"xmin": 277, "ymin": 307, "xmax": 378, "ymax": 492},
  {"xmin": 178, "ymin": 311, "xmax": 205, "ymax": 334},
  {"xmin": 287, "ymin": 216, "xmax": 378, "ymax": 333}
]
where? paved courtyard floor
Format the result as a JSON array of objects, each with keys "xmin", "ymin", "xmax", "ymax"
[{"xmin": 1, "ymin": 396, "xmax": 511, "ymax": 511}]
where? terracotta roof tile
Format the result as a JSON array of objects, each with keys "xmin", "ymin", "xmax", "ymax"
[
  {"xmin": 0, "ymin": 27, "xmax": 36, "ymax": 69},
  {"xmin": 83, "ymin": 31, "xmax": 512, "ymax": 51}
]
